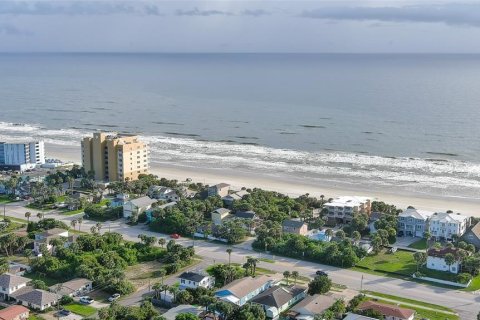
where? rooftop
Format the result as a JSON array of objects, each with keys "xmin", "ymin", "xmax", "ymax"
[
  {"xmin": 427, "ymin": 247, "xmax": 462, "ymax": 259},
  {"xmin": 289, "ymin": 294, "xmax": 336, "ymax": 315},
  {"xmin": 251, "ymin": 285, "xmax": 305, "ymax": 308},
  {"xmin": 324, "ymin": 196, "xmax": 370, "ymax": 208},
  {"xmin": 11, "ymin": 287, "xmax": 58, "ymax": 306},
  {"xmin": 129, "ymin": 196, "xmax": 157, "ymax": 208},
  {"xmin": 216, "ymin": 275, "xmax": 277, "ymax": 299},
  {"xmin": 0, "ymin": 305, "xmax": 30, "ymax": 320},
  {"xmin": 399, "ymin": 208, "xmax": 434, "ymax": 220},
  {"xmin": 430, "ymin": 212, "xmax": 470, "ymax": 223},
  {"xmin": 0, "ymin": 273, "xmax": 29, "ymax": 288},
  {"xmin": 283, "ymin": 219, "xmax": 306, "ymax": 228},
  {"xmin": 37, "ymin": 228, "xmax": 68, "ymax": 238},
  {"xmin": 179, "ymin": 272, "xmax": 208, "ymax": 283},
  {"xmin": 357, "ymin": 301, "xmax": 415, "ymax": 319},
  {"xmin": 213, "ymin": 208, "xmax": 231, "ymax": 215}
]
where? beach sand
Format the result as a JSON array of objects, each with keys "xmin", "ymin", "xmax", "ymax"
[{"xmin": 46, "ymin": 143, "xmax": 480, "ymax": 216}]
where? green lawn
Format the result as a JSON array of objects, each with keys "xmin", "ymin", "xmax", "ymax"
[
  {"xmin": 0, "ymin": 195, "xmax": 14, "ymax": 204},
  {"xmin": 64, "ymin": 303, "xmax": 97, "ymax": 317},
  {"xmin": 0, "ymin": 220, "xmax": 23, "ymax": 235},
  {"xmin": 363, "ymin": 290, "xmax": 454, "ymax": 313},
  {"xmin": 462, "ymin": 274, "xmax": 480, "ymax": 291},
  {"xmin": 355, "ymin": 250, "xmax": 417, "ymax": 275},
  {"xmin": 60, "ymin": 208, "xmax": 84, "ymax": 216},
  {"xmin": 23, "ymin": 272, "xmax": 60, "ymax": 287},
  {"xmin": 408, "ymin": 238, "xmax": 427, "ymax": 250},
  {"xmin": 258, "ymin": 257, "xmax": 275, "ymax": 263}
]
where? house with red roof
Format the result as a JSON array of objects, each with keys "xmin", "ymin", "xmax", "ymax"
[
  {"xmin": 0, "ymin": 305, "xmax": 30, "ymax": 320},
  {"xmin": 357, "ymin": 301, "xmax": 415, "ymax": 320},
  {"xmin": 427, "ymin": 247, "xmax": 462, "ymax": 274}
]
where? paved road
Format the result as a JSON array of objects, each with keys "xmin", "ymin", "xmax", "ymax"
[{"xmin": 4, "ymin": 202, "xmax": 480, "ymax": 319}]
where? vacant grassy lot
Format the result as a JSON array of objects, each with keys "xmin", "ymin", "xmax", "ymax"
[
  {"xmin": 64, "ymin": 302, "xmax": 97, "ymax": 317},
  {"xmin": 408, "ymin": 238, "xmax": 427, "ymax": 250},
  {"xmin": 355, "ymin": 250, "xmax": 417, "ymax": 275}
]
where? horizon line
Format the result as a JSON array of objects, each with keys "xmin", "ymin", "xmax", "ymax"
[{"xmin": 1, "ymin": 51, "xmax": 480, "ymax": 55}]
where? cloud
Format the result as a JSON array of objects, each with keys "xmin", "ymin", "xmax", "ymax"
[
  {"xmin": 0, "ymin": 24, "xmax": 32, "ymax": 36},
  {"xmin": 175, "ymin": 7, "xmax": 233, "ymax": 17},
  {"xmin": 0, "ymin": 1, "xmax": 141, "ymax": 15},
  {"xmin": 300, "ymin": 3, "xmax": 480, "ymax": 27},
  {"xmin": 242, "ymin": 9, "xmax": 270, "ymax": 17}
]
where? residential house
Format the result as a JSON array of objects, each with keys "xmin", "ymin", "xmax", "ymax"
[
  {"xmin": 342, "ymin": 313, "xmax": 377, "ymax": 320},
  {"xmin": 148, "ymin": 186, "xmax": 180, "ymax": 202},
  {"xmin": 211, "ymin": 208, "xmax": 232, "ymax": 226},
  {"xmin": 0, "ymin": 273, "xmax": 29, "ymax": 301},
  {"xmin": 429, "ymin": 212, "xmax": 471, "ymax": 241},
  {"xmin": 324, "ymin": 196, "xmax": 371, "ymax": 225},
  {"xmin": 8, "ymin": 263, "xmax": 31, "ymax": 276},
  {"xmin": 462, "ymin": 221, "xmax": 480, "ymax": 249},
  {"xmin": 10, "ymin": 288, "xmax": 58, "ymax": 311},
  {"xmin": 180, "ymin": 187, "xmax": 197, "ymax": 199},
  {"xmin": 282, "ymin": 219, "xmax": 308, "ymax": 236},
  {"xmin": 215, "ymin": 275, "xmax": 278, "ymax": 306},
  {"xmin": 251, "ymin": 285, "xmax": 307, "ymax": 319},
  {"xmin": 398, "ymin": 208, "xmax": 434, "ymax": 237},
  {"xmin": 123, "ymin": 196, "xmax": 157, "ymax": 219},
  {"xmin": 110, "ymin": 193, "xmax": 129, "ymax": 208},
  {"xmin": 285, "ymin": 294, "xmax": 336, "ymax": 320},
  {"xmin": 0, "ymin": 305, "xmax": 30, "ymax": 320},
  {"xmin": 357, "ymin": 301, "xmax": 415, "ymax": 320},
  {"xmin": 222, "ymin": 190, "xmax": 249, "ymax": 207},
  {"xmin": 33, "ymin": 228, "xmax": 74, "ymax": 255},
  {"xmin": 207, "ymin": 183, "xmax": 230, "ymax": 198},
  {"xmin": 51, "ymin": 278, "xmax": 93, "ymax": 297},
  {"xmin": 178, "ymin": 272, "xmax": 215, "ymax": 290},
  {"xmin": 427, "ymin": 247, "xmax": 462, "ymax": 274}
]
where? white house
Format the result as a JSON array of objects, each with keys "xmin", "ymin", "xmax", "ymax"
[
  {"xmin": 11, "ymin": 288, "xmax": 58, "ymax": 311},
  {"xmin": 52, "ymin": 278, "xmax": 93, "ymax": 297},
  {"xmin": 251, "ymin": 285, "xmax": 307, "ymax": 319},
  {"xmin": 0, "ymin": 273, "xmax": 29, "ymax": 300},
  {"xmin": 426, "ymin": 247, "xmax": 462, "ymax": 274},
  {"xmin": 33, "ymin": 228, "xmax": 74, "ymax": 255},
  {"xmin": 429, "ymin": 212, "xmax": 471, "ymax": 240},
  {"xmin": 215, "ymin": 275, "xmax": 278, "ymax": 306},
  {"xmin": 123, "ymin": 196, "xmax": 157, "ymax": 219},
  {"xmin": 211, "ymin": 208, "xmax": 232, "ymax": 226},
  {"xmin": 148, "ymin": 186, "xmax": 180, "ymax": 202},
  {"xmin": 324, "ymin": 196, "xmax": 371, "ymax": 224},
  {"xmin": 178, "ymin": 272, "xmax": 215, "ymax": 290}
]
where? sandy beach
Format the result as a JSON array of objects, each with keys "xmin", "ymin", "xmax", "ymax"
[{"xmin": 46, "ymin": 143, "xmax": 480, "ymax": 217}]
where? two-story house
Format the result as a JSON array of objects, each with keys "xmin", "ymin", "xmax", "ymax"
[
  {"xmin": 398, "ymin": 208, "xmax": 434, "ymax": 237},
  {"xmin": 147, "ymin": 186, "xmax": 179, "ymax": 202},
  {"xmin": 0, "ymin": 273, "xmax": 29, "ymax": 301},
  {"xmin": 282, "ymin": 219, "xmax": 308, "ymax": 236},
  {"xmin": 429, "ymin": 212, "xmax": 470, "ymax": 241},
  {"xmin": 211, "ymin": 208, "xmax": 232, "ymax": 226},
  {"xmin": 33, "ymin": 228, "xmax": 75, "ymax": 255},
  {"xmin": 427, "ymin": 247, "xmax": 462, "ymax": 274},
  {"xmin": 123, "ymin": 196, "xmax": 157, "ymax": 219},
  {"xmin": 215, "ymin": 275, "xmax": 278, "ymax": 306},
  {"xmin": 178, "ymin": 272, "xmax": 215, "ymax": 290},
  {"xmin": 324, "ymin": 196, "xmax": 371, "ymax": 225},
  {"xmin": 207, "ymin": 183, "xmax": 230, "ymax": 198}
]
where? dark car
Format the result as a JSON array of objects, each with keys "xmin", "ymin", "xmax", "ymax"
[
  {"xmin": 316, "ymin": 270, "xmax": 328, "ymax": 277},
  {"xmin": 59, "ymin": 309, "xmax": 71, "ymax": 316}
]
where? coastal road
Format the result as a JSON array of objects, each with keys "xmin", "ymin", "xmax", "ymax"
[{"xmin": 4, "ymin": 202, "xmax": 480, "ymax": 319}]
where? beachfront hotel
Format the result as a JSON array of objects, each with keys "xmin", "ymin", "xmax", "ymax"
[
  {"xmin": 0, "ymin": 141, "xmax": 45, "ymax": 172},
  {"xmin": 81, "ymin": 132, "xmax": 148, "ymax": 182}
]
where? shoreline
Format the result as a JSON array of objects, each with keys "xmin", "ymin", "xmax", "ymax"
[{"xmin": 46, "ymin": 143, "xmax": 480, "ymax": 217}]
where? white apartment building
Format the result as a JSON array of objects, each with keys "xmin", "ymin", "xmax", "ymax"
[
  {"xmin": 0, "ymin": 141, "xmax": 45, "ymax": 171},
  {"xmin": 429, "ymin": 212, "xmax": 470, "ymax": 241},
  {"xmin": 324, "ymin": 196, "xmax": 371, "ymax": 224}
]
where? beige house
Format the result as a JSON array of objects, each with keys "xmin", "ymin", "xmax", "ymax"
[
  {"xmin": 282, "ymin": 219, "xmax": 308, "ymax": 236},
  {"xmin": 207, "ymin": 183, "xmax": 230, "ymax": 198},
  {"xmin": 211, "ymin": 208, "xmax": 232, "ymax": 226},
  {"xmin": 81, "ymin": 132, "xmax": 149, "ymax": 182}
]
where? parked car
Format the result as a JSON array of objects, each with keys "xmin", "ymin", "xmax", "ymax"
[
  {"xmin": 170, "ymin": 233, "xmax": 180, "ymax": 239},
  {"xmin": 108, "ymin": 293, "xmax": 121, "ymax": 302},
  {"xmin": 80, "ymin": 296, "xmax": 94, "ymax": 304},
  {"xmin": 59, "ymin": 309, "xmax": 71, "ymax": 316},
  {"xmin": 316, "ymin": 270, "xmax": 328, "ymax": 277}
]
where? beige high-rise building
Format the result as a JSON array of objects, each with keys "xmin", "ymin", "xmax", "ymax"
[{"xmin": 81, "ymin": 132, "xmax": 149, "ymax": 182}]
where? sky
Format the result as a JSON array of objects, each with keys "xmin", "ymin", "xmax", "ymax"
[{"xmin": 1, "ymin": 0, "xmax": 480, "ymax": 53}]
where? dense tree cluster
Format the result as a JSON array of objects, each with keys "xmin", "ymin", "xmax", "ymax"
[{"xmin": 94, "ymin": 301, "xmax": 162, "ymax": 320}]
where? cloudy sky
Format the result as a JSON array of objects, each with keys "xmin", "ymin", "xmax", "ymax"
[{"xmin": 1, "ymin": 0, "xmax": 480, "ymax": 53}]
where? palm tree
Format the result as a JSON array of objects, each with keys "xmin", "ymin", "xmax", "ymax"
[
  {"xmin": 291, "ymin": 271, "xmax": 299, "ymax": 285},
  {"xmin": 325, "ymin": 229, "xmax": 334, "ymax": 239},
  {"xmin": 70, "ymin": 219, "xmax": 77, "ymax": 230},
  {"xmin": 152, "ymin": 282, "xmax": 162, "ymax": 300},
  {"xmin": 158, "ymin": 238, "xmax": 166, "ymax": 249},
  {"xmin": 24, "ymin": 212, "xmax": 31, "ymax": 223},
  {"xmin": 160, "ymin": 284, "xmax": 169, "ymax": 302},
  {"xmin": 90, "ymin": 226, "xmax": 98, "ymax": 234},
  {"xmin": 24, "ymin": 249, "xmax": 33, "ymax": 263},
  {"xmin": 242, "ymin": 262, "xmax": 252, "ymax": 276},
  {"xmin": 158, "ymin": 269, "xmax": 166, "ymax": 285},
  {"xmin": 77, "ymin": 217, "xmax": 83, "ymax": 231},
  {"xmin": 226, "ymin": 248, "xmax": 232, "ymax": 266},
  {"xmin": 413, "ymin": 252, "xmax": 427, "ymax": 272},
  {"xmin": 247, "ymin": 257, "xmax": 259, "ymax": 275},
  {"xmin": 352, "ymin": 231, "xmax": 361, "ymax": 244},
  {"xmin": 36, "ymin": 212, "xmax": 44, "ymax": 221},
  {"xmin": 168, "ymin": 286, "xmax": 179, "ymax": 303},
  {"xmin": 444, "ymin": 253, "xmax": 456, "ymax": 273},
  {"xmin": 96, "ymin": 223, "xmax": 102, "ymax": 233},
  {"xmin": 283, "ymin": 271, "xmax": 291, "ymax": 285}
]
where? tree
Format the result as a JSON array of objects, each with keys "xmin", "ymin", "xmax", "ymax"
[
  {"xmin": 25, "ymin": 211, "xmax": 31, "ymax": 223},
  {"xmin": 283, "ymin": 271, "xmax": 291, "ymax": 285},
  {"xmin": 158, "ymin": 238, "xmax": 166, "ymax": 249},
  {"xmin": 352, "ymin": 231, "xmax": 361, "ymax": 244},
  {"xmin": 152, "ymin": 282, "xmax": 162, "ymax": 300},
  {"xmin": 37, "ymin": 212, "xmax": 44, "ymax": 221},
  {"xmin": 176, "ymin": 290, "xmax": 193, "ymax": 304},
  {"xmin": 308, "ymin": 275, "xmax": 332, "ymax": 295},
  {"xmin": 158, "ymin": 269, "xmax": 166, "ymax": 285},
  {"xmin": 199, "ymin": 295, "xmax": 216, "ymax": 313},
  {"xmin": 70, "ymin": 219, "xmax": 77, "ymax": 230},
  {"xmin": 444, "ymin": 253, "xmax": 456, "ymax": 273},
  {"xmin": 371, "ymin": 235, "xmax": 383, "ymax": 254},
  {"xmin": 226, "ymin": 248, "xmax": 233, "ymax": 266},
  {"xmin": 175, "ymin": 314, "xmax": 199, "ymax": 320},
  {"xmin": 247, "ymin": 257, "xmax": 259, "ymax": 275},
  {"xmin": 77, "ymin": 217, "xmax": 83, "ymax": 232},
  {"xmin": 291, "ymin": 271, "xmax": 299, "ymax": 285},
  {"xmin": 0, "ymin": 258, "xmax": 8, "ymax": 274},
  {"xmin": 325, "ymin": 229, "xmax": 334, "ymax": 239},
  {"xmin": 413, "ymin": 252, "xmax": 427, "ymax": 272},
  {"xmin": 335, "ymin": 230, "xmax": 345, "ymax": 240},
  {"xmin": 169, "ymin": 286, "xmax": 179, "ymax": 303}
]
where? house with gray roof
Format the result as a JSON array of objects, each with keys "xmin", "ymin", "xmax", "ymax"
[
  {"xmin": 215, "ymin": 275, "xmax": 279, "ymax": 306},
  {"xmin": 462, "ymin": 221, "xmax": 480, "ymax": 249},
  {"xmin": 178, "ymin": 272, "xmax": 214, "ymax": 290},
  {"xmin": 0, "ymin": 273, "xmax": 29, "ymax": 300},
  {"xmin": 11, "ymin": 287, "xmax": 58, "ymax": 311},
  {"xmin": 282, "ymin": 219, "xmax": 308, "ymax": 236},
  {"xmin": 50, "ymin": 278, "xmax": 93, "ymax": 297},
  {"xmin": 285, "ymin": 294, "xmax": 337, "ymax": 320},
  {"xmin": 251, "ymin": 285, "xmax": 307, "ymax": 319},
  {"xmin": 123, "ymin": 196, "xmax": 157, "ymax": 219},
  {"xmin": 398, "ymin": 208, "xmax": 434, "ymax": 237},
  {"xmin": 211, "ymin": 208, "xmax": 232, "ymax": 226}
]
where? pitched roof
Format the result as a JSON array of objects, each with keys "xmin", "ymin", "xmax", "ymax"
[
  {"xmin": 463, "ymin": 222, "xmax": 480, "ymax": 243},
  {"xmin": 179, "ymin": 272, "xmax": 208, "ymax": 283},
  {"xmin": 12, "ymin": 287, "xmax": 58, "ymax": 306},
  {"xmin": 129, "ymin": 196, "xmax": 157, "ymax": 208},
  {"xmin": 0, "ymin": 305, "xmax": 30, "ymax": 320},
  {"xmin": 282, "ymin": 219, "xmax": 306, "ymax": 228},
  {"xmin": 324, "ymin": 196, "xmax": 370, "ymax": 208},
  {"xmin": 222, "ymin": 194, "xmax": 242, "ymax": 201},
  {"xmin": 214, "ymin": 183, "xmax": 230, "ymax": 189},
  {"xmin": 427, "ymin": 247, "xmax": 462, "ymax": 259},
  {"xmin": 213, "ymin": 208, "xmax": 231, "ymax": 215},
  {"xmin": 289, "ymin": 294, "xmax": 336, "ymax": 315},
  {"xmin": 251, "ymin": 285, "xmax": 305, "ymax": 308},
  {"xmin": 0, "ymin": 273, "xmax": 29, "ymax": 288},
  {"xmin": 343, "ymin": 313, "xmax": 377, "ymax": 320},
  {"xmin": 236, "ymin": 211, "xmax": 256, "ymax": 219},
  {"xmin": 51, "ymin": 278, "xmax": 92, "ymax": 295},
  {"xmin": 399, "ymin": 208, "xmax": 434, "ymax": 220},
  {"xmin": 430, "ymin": 212, "xmax": 470, "ymax": 223},
  {"xmin": 217, "ymin": 275, "xmax": 277, "ymax": 299},
  {"xmin": 357, "ymin": 301, "xmax": 415, "ymax": 319}
]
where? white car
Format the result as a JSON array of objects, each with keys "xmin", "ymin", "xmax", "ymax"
[
  {"xmin": 79, "ymin": 296, "xmax": 94, "ymax": 304},
  {"xmin": 108, "ymin": 293, "xmax": 120, "ymax": 302}
]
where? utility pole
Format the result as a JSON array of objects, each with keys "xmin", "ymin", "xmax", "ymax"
[
  {"xmin": 3, "ymin": 204, "xmax": 5, "ymax": 220},
  {"xmin": 360, "ymin": 275, "xmax": 364, "ymax": 292}
]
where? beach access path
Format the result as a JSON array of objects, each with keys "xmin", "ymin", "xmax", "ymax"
[{"xmin": 4, "ymin": 201, "xmax": 480, "ymax": 319}]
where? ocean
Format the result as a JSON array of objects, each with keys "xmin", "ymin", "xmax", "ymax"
[{"xmin": 0, "ymin": 53, "xmax": 479, "ymax": 200}]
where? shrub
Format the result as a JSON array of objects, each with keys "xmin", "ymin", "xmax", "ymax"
[
  {"xmin": 60, "ymin": 295, "xmax": 74, "ymax": 305},
  {"xmin": 457, "ymin": 273, "xmax": 472, "ymax": 284}
]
